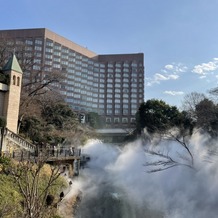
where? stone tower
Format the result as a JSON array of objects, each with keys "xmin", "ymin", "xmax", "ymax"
[{"xmin": 2, "ymin": 54, "xmax": 23, "ymax": 133}]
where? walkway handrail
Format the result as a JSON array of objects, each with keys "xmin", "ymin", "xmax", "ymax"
[{"xmin": 3, "ymin": 128, "xmax": 36, "ymax": 152}]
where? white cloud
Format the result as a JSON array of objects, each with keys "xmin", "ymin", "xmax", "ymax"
[
  {"xmin": 164, "ymin": 91, "xmax": 184, "ymax": 96},
  {"xmin": 192, "ymin": 58, "xmax": 218, "ymax": 75},
  {"xmin": 165, "ymin": 64, "xmax": 174, "ymax": 70},
  {"xmin": 165, "ymin": 63, "xmax": 188, "ymax": 73},
  {"xmin": 154, "ymin": 73, "xmax": 168, "ymax": 81},
  {"xmin": 146, "ymin": 63, "xmax": 187, "ymax": 87}
]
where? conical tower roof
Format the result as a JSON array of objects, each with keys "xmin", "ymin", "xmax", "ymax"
[{"xmin": 2, "ymin": 54, "xmax": 23, "ymax": 74}]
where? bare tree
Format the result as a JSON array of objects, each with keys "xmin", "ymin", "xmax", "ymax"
[
  {"xmin": 181, "ymin": 92, "xmax": 206, "ymax": 121},
  {"xmin": 10, "ymin": 152, "xmax": 65, "ymax": 218},
  {"xmin": 144, "ymin": 128, "xmax": 196, "ymax": 173}
]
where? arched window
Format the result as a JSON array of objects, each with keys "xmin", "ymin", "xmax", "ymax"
[
  {"xmin": 17, "ymin": 77, "xmax": 20, "ymax": 86},
  {"xmin": 13, "ymin": 75, "xmax": 16, "ymax": 85}
]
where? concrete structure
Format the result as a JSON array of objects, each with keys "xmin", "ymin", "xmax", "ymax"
[
  {"xmin": 0, "ymin": 28, "xmax": 144, "ymax": 128},
  {"xmin": 0, "ymin": 54, "xmax": 23, "ymax": 133}
]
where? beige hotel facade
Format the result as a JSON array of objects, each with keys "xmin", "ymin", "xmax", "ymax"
[{"xmin": 0, "ymin": 28, "xmax": 144, "ymax": 128}]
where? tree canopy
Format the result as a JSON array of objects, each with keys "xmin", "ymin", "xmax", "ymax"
[{"xmin": 136, "ymin": 99, "xmax": 183, "ymax": 134}]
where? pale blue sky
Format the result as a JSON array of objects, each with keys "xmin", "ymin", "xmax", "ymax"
[{"xmin": 1, "ymin": 0, "xmax": 218, "ymax": 108}]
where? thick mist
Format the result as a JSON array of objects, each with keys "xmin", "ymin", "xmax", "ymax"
[{"xmin": 68, "ymin": 132, "xmax": 218, "ymax": 218}]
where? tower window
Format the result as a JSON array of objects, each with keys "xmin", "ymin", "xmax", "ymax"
[
  {"xmin": 17, "ymin": 77, "xmax": 20, "ymax": 86},
  {"xmin": 13, "ymin": 75, "xmax": 16, "ymax": 85}
]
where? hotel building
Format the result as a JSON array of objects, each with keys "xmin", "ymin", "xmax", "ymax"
[{"xmin": 0, "ymin": 28, "xmax": 144, "ymax": 128}]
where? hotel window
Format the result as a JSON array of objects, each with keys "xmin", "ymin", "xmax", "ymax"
[
  {"xmin": 107, "ymin": 88, "xmax": 113, "ymax": 93},
  {"xmin": 107, "ymin": 104, "xmax": 112, "ymax": 109},
  {"xmin": 35, "ymin": 46, "xmax": 42, "ymax": 51},
  {"xmin": 33, "ymin": 65, "xmax": 40, "ymax": 70},
  {"xmin": 54, "ymin": 51, "xmax": 61, "ymax": 56},
  {"xmin": 107, "ymin": 110, "xmax": 112, "ymax": 115},
  {"xmin": 131, "ymin": 62, "xmax": 137, "ymax": 67},
  {"xmin": 69, "ymin": 51, "xmax": 75, "ymax": 56},
  {"xmin": 107, "ymin": 99, "xmax": 112, "ymax": 103},
  {"xmin": 34, "ymin": 59, "xmax": 41, "ymax": 64},
  {"xmin": 115, "ymin": 94, "xmax": 120, "ymax": 98},
  {"xmin": 25, "ymin": 39, "xmax": 33, "ymax": 45},
  {"xmin": 108, "ymin": 69, "xmax": 113, "ymax": 73},
  {"xmin": 132, "ymin": 72, "xmax": 138, "ymax": 77},
  {"xmin": 62, "ymin": 47, "xmax": 68, "ymax": 53},
  {"xmin": 106, "ymin": 118, "xmax": 111, "ymax": 123},
  {"xmin": 108, "ymin": 73, "xmax": 113, "ymax": 78},
  {"xmin": 35, "ymin": 39, "xmax": 43, "ymax": 45},
  {"xmin": 115, "ymin": 99, "xmax": 120, "ymax": 103},
  {"xmin": 131, "ymin": 109, "xmax": 137, "ymax": 115},
  {"xmin": 123, "ymin": 89, "xmax": 128, "ymax": 93},
  {"xmin": 115, "ymin": 110, "xmax": 120, "ymax": 115},
  {"xmin": 108, "ymin": 63, "xmax": 113, "ymax": 68},
  {"xmin": 99, "ymin": 105, "xmax": 105, "ymax": 109},
  {"xmin": 26, "ymin": 46, "xmax": 33, "ymax": 51},
  {"xmin": 46, "ymin": 40, "xmax": 53, "ymax": 47},
  {"xmin": 93, "ymin": 83, "xmax": 99, "ymax": 88},
  {"xmin": 115, "ymin": 88, "xmax": 120, "ymax": 93},
  {"xmin": 123, "ymin": 68, "xmax": 129, "ymax": 72},
  {"xmin": 46, "ymin": 48, "xmax": 53, "ymax": 53},
  {"xmin": 123, "ymin": 83, "xmax": 129, "ymax": 88},
  {"xmin": 115, "ymin": 78, "xmax": 121, "ymax": 83},
  {"xmin": 122, "ymin": 118, "xmax": 128, "ymax": 123},
  {"xmin": 123, "ymin": 99, "xmax": 129, "ymax": 103},
  {"xmin": 54, "ymin": 44, "xmax": 61, "ymax": 50},
  {"xmin": 123, "ymin": 73, "xmax": 129, "ymax": 77},
  {"xmin": 54, "ymin": 57, "xmax": 60, "ymax": 62},
  {"xmin": 115, "ymin": 104, "xmax": 120, "ymax": 108},
  {"xmin": 107, "ymin": 84, "xmax": 113, "ymax": 88},
  {"xmin": 45, "ymin": 54, "xmax": 52, "ymax": 59},
  {"xmin": 115, "ymin": 68, "xmax": 121, "ymax": 73},
  {"xmin": 107, "ymin": 94, "xmax": 112, "ymax": 98},
  {"xmin": 123, "ymin": 63, "xmax": 129, "ymax": 67},
  {"xmin": 114, "ymin": 118, "xmax": 120, "ymax": 123},
  {"xmin": 123, "ymin": 109, "xmax": 129, "ymax": 115},
  {"xmin": 131, "ymin": 118, "xmax": 136, "ymax": 123},
  {"xmin": 53, "ymin": 63, "xmax": 61, "ymax": 69}
]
